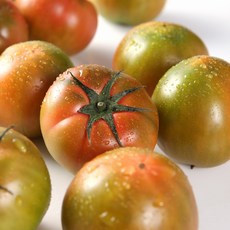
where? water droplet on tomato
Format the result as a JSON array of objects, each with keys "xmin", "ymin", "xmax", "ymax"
[
  {"xmin": 79, "ymin": 69, "xmax": 83, "ymax": 77},
  {"xmin": 103, "ymin": 140, "xmax": 110, "ymax": 146},
  {"xmin": 100, "ymin": 211, "xmax": 108, "ymax": 219},
  {"xmin": 116, "ymin": 161, "xmax": 122, "ymax": 167},
  {"xmin": 104, "ymin": 182, "xmax": 109, "ymax": 189},
  {"xmin": 99, "ymin": 211, "xmax": 117, "ymax": 225},
  {"xmin": 122, "ymin": 181, "xmax": 131, "ymax": 190},
  {"xmin": 15, "ymin": 195, "xmax": 22, "ymax": 206},
  {"xmin": 12, "ymin": 138, "xmax": 27, "ymax": 153},
  {"xmin": 153, "ymin": 200, "xmax": 164, "ymax": 207},
  {"xmin": 57, "ymin": 76, "xmax": 63, "ymax": 81}
]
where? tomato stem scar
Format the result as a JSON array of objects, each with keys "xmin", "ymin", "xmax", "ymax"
[{"xmin": 96, "ymin": 101, "xmax": 107, "ymax": 112}]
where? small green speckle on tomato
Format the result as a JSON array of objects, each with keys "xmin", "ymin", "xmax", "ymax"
[{"xmin": 12, "ymin": 138, "xmax": 27, "ymax": 153}]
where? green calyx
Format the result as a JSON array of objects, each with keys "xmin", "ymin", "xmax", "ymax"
[
  {"xmin": 0, "ymin": 185, "xmax": 13, "ymax": 195},
  {"xmin": 68, "ymin": 71, "xmax": 149, "ymax": 146},
  {"xmin": 0, "ymin": 126, "xmax": 14, "ymax": 141},
  {"xmin": 0, "ymin": 126, "xmax": 14, "ymax": 195}
]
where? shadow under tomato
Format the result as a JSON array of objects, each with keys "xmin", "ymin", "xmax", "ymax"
[{"xmin": 37, "ymin": 223, "xmax": 52, "ymax": 230}]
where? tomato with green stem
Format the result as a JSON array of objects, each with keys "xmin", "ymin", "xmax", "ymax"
[
  {"xmin": 0, "ymin": 126, "xmax": 51, "ymax": 230},
  {"xmin": 40, "ymin": 64, "xmax": 159, "ymax": 173}
]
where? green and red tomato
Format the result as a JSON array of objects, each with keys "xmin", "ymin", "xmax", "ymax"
[
  {"xmin": 0, "ymin": 0, "xmax": 28, "ymax": 53},
  {"xmin": 12, "ymin": 0, "xmax": 98, "ymax": 55},
  {"xmin": 0, "ymin": 40, "xmax": 74, "ymax": 138},
  {"xmin": 40, "ymin": 64, "xmax": 159, "ymax": 173},
  {"xmin": 153, "ymin": 55, "xmax": 230, "ymax": 167},
  {"xmin": 62, "ymin": 147, "xmax": 198, "ymax": 230},
  {"xmin": 113, "ymin": 21, "xmax": 209, "ymax": 95},
  {"xmin": 0, "ymin": 126, "xmax": 51, "ymax": 230},
  {"xmin": 90, "ymin": 0, "xmax": 167, "ymax": 25}
]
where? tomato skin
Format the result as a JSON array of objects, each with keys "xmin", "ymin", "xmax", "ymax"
[
  {"xmin": 0, "ymin": 40, "xmax": 74, "ymax": 138},
  {"xmin": 62, "ymin": 147, "xmax": 198, "ymax": 230},
  {"xmin": 13, "ymin": 0, "xmax": 98, "ymax": 55},
  {"xmin": 0, "ymin": 0, "xmax": 28, "ymax": 53},
  {"xmin": 0, "ymin": 127, "xmax": 51, "ymax": 230},
  {"xmin": 152, "ymin": 55, "xmax": 230, "ymax": 167},
  {"xmin": 113, "ymin": 21, "xmax": 209, "ymax": 95},
  {"xmin": 40, "ymin": 64, "xmax": 159, "ymax": 173},
  {"xmin": 90, "ymin": 0, "xmax": 166, "ymax": 25}
]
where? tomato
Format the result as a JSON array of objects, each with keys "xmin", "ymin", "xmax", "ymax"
[
  {"xmin": 152, "ymin": 55, "xmax": 230, "ymax": 167},
  {"xmin": 90, "ymin": 0, "xmax": 166, "ymax": 25},
  {"xmin": 62, "ymin": 147, "xmax": 198, "ymax": 230},
  {"xmin": 0, "ymin": 0, "xmax": 28, "ymax": 53},
  {"xmin": 0, "ymin": 40, "xmax": 74, "ymax": 138},
  {"xmin": 13, "ymin": 0, "xmax": 98, "ymax": 55},
  {"xmin": 113, "ymin": 21, "xmax": 209, "ymax": 96},
  {"xmin": 0, "ymin": 126, "xmax": 51, "ymax": 230},
  {"xmin": 40, "ymin": 64, "xmax": 159, "ymax": 173}
]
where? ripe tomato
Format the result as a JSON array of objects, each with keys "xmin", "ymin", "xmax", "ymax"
[
  {"xmin": 0, "ymin": 40, "xmax": 74, "ymax": 138},
  {"xmin": 0, "ymin": 0, "xmax": 28, "ymax": 53},
  {"xmin": 40, "ymin": 64, "xmax": 159, "ymax": 173},
  {"xmin": 62, "ymin": 147, "xmax": 198, "ymax": 230},
  {"xmin": 152, "ymin": 55, "xmax": 230, "ymax": 167},
  {"xmin": 13, "ymin": 0, "xmax": 98, "ymax": 55},
  {"xmin": 113, "ymin": 21, "xmax": 209, "ymax": 95},
  {"xmin": 90, "ymin": 0, "xmax": 166, "ymax": 25},
  {"xmin": 0, "ymin": 126, "xmax": 51, "ymax": 230}
]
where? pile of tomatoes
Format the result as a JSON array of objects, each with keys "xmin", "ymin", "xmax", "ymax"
[{"xmin": 0, "ymin": 0, "xmax": 230, "ymax": 229}]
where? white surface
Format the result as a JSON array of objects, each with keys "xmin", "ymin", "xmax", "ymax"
[{"xmin": 38, "ymin": 0, "xmax": 230, "ymax": 229}]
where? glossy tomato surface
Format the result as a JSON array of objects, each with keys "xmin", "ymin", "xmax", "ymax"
[
  {"xmin": 40, "ymin": 64, "xmax": 159, "ymax": 173},
  {"xmin": 113, "ymin": 21, "xmax": 209, "ymax": 95},
  {"xmin": 90, "ymin": 0, "xmax": 166, "ymax": 25},
  {"xmin": 62, "ymin": 147, "xmax": 198, "ymax": 230},
  {"xmin": 0, "ymin": 0, "xmax": 28, "ymax": 53},
  {"xmin": 153, "ymin": 55, "xmax": 230, "ymax": 167},
  {"xmin": 13, "ymin": 0, "xmax": 98, "ymax": 55},
  {"xmin": 0, "ymin": 127, "xmax": 51, "ymax": 230},
  {"xmin": 0, "ymin": 40, "xmax": 73, "ymax": 138}
]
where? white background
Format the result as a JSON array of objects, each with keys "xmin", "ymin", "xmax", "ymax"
[{"xmin": 38, "ymin": 0, "xmax": 230, "ymax": 229}]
